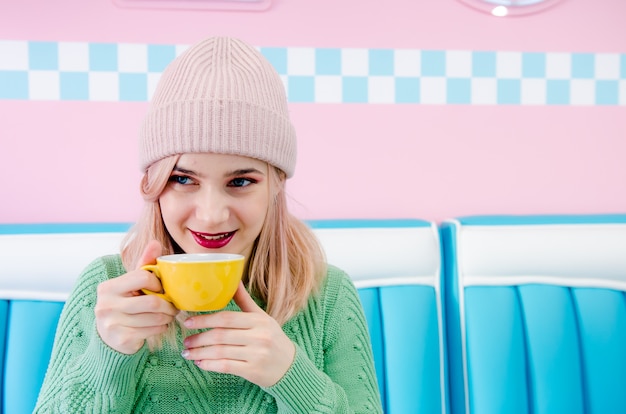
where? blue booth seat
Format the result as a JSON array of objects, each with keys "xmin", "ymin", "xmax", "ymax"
[
  {"xmin": 0, "ymin": 223, "xmax": 130, "ymax": 414},
  {"xmin": 441, "ymin": 215, "xmax": 626, "ymax": 414},
  {"xmin": 1, "ymin": 220, "xmax": 449, "ymax": 414},
  {"xmin": 311, "ymin": 220, "xmax": 448, "ymax": 414},
  {"xmin": 5, "ymin": 214, "xmax": 626, "ymax": 414}
]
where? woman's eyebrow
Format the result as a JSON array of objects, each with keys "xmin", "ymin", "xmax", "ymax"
[
  {"xmin": 227, "ymin": 168, "xmax": 265, "ymax": 176},
  {"xmin": 173, "ymin": 166, "xmax": 265, "ymax": 177},
  {"xmin": 172, "ymin": 166, "xmax": 196, "ymax": 175}
]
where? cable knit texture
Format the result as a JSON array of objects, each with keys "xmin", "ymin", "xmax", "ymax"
[{"xmin": 34, "ymin": 255, "xmax": 383, "ymax": 413}]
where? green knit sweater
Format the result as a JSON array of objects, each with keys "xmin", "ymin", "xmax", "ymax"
[{"xmin": 34, "ymin": 255, "xmax": 383, "ymax": 413}]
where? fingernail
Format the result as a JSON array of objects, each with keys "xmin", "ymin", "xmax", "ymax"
[
  {"xmin": 184, "ymin": 318, "xmax": 193, "ymax": 328},
  {"xmin": 181, "ymin": 350, "xmax": 189, "ymax": 358}
]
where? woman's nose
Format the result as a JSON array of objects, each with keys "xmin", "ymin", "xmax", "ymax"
[{"xmin": 194, "ymin": 188, "xmax": 229, "ymax": 224}]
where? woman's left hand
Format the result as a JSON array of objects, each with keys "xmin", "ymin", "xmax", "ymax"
[{"xmin": 181, "ymin": 282, "xmax": 296, "ymax": 387}]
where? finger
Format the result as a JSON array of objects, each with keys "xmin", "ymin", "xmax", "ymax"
[
  {"xmin": 232, "ymin": 282, "xmax": 264, "ymax": 314},
  {"xmin": 129, "ymin": 294, "xmax": 180, "ymax": 317},
  {"xmin": 114, "ymin": 309, "xmax": 177, "ymax": 328},
  {"xmin": 129, "ymin": 240, "xmax": 164, "ymax": 295},
  {"xmin": 184, "ymin": 324, "xmax": 248, "ymax": 349},
  {"xmin": 98, "ymin": 269, "xmax": 164, "ymax": 298},
  {"xmin": 97, "ymin": 323, "xmax": 170, "ymax": 355},
  {"xmin": 184, "ymin": 310, "xmax": 254, "ymax": 331},
  {"xmin": 138, "ymin": 270, "xmax": 167, "ymax": 294},
  {"xmin": 183, "ymin": 283, "xmax": 265, "ymax": 330},
  {"xmin": 183, "ymin": 343, "xmax": 247, "ymax": 363},
  {"xmin": 97, "ymin": 286, "xmax": 178, "ymax": 315},
  {"xmin": 136, "ymin": 240, "xmax": 163, "ymax": 270}
]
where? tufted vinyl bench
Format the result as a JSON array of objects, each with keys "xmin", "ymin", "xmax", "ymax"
[
  {"xmin": 312, "ymin": 220, "xmax": 447, "ymax": 414},
  {"xmin": 0, "ymin": 219, "xmax": 448, "ymax": 414},
  {"xmin": 0, "ymin": 223, "xmax": 131, "ymax": 414},
  {"xmin": 441, "ymin": 215, "xmax": 626, "ymax": 414}
]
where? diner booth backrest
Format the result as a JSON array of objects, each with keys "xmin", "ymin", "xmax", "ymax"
[
  {"xmin": 311, "ymin": 220, "xmax": 447, "ymax": 414},
  {"xmin": 0, "ymin": 219, "xmax": 448, "ymax": 414},
  {"xmin": 0, "ymin": 223, "xmax": 131, "ymax": 414},
  {"xmin": 440, "ymin": 215, "xmax": 626, "ymax": 414}
]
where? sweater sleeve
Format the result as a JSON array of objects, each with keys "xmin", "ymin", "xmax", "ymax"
[
  {"xmin": 34, "ymin": 256, "xmax": 149, "ymax": 414},
  {"xmin": 263, "ymin": 267, "xmax": 383, "ymax": 413}
]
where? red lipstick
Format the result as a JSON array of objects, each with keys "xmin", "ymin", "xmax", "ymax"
[{"xmin": 191, "ymin": 230, "xmax": 235, "ymax": 249}]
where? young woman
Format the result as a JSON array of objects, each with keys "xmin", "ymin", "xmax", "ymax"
[{"xmin": 34, "ymin": 36, "xmax": 382, "ymax": 413}]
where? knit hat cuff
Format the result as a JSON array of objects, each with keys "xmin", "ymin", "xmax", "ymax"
[{"xmin": 139, "ymin": 99, "xmax": 297, "ymax": 177}]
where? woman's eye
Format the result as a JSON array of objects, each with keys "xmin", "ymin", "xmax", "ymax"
[
  {"xmin": 170, "ymin": 175, "xmax": 193, "ymax": 185},
  {"xmin": 230, "ymin": 177, "xmax": 254, "ymax": 187}
]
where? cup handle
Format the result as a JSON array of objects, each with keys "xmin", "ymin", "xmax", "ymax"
[{"xmin": 140, "ymin": 264, "xmax": 173, "ymax": 303}]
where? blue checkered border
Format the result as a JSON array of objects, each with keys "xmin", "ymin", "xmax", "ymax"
[{"xmin": 1, "ymin": 40, "xmax": 625, "ymax": 105}]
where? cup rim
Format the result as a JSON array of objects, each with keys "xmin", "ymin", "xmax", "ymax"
[{"xmin": 157, "ymin": 253, "xmax": 245, "ymax": 263}]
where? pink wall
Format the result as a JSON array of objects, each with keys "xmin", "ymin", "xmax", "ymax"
[{"xmin": 1, "ymin": 0, "xmax": 625, "ymax": 224}]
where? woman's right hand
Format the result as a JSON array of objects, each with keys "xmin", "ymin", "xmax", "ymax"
[{"xmin": 95, "ymin": 240, "xmax": 179, "ymax": 354}]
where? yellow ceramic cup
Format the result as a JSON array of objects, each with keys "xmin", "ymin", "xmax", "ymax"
[{"xmin": 141, "ymin": 253, "xmax": 245, "ymax": 311}]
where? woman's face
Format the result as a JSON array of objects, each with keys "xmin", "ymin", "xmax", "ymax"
[{"xmin": 159, "ymin": 152, "xmax": 270, "ymax": 260}]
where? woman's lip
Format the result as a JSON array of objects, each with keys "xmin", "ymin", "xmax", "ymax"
[{"xmin": 190, "ymin": 230, "xmax": 235, "ymax": 249}]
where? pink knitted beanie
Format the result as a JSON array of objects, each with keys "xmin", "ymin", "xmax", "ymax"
[{"xmin": 139, "ymin": 36, "xmax": 297, "ymax": 177}]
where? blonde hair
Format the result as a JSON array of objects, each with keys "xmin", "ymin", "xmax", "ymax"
[{"xmin": 120, "ymin": 155, "xmax": 326, "ymax": 348}]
